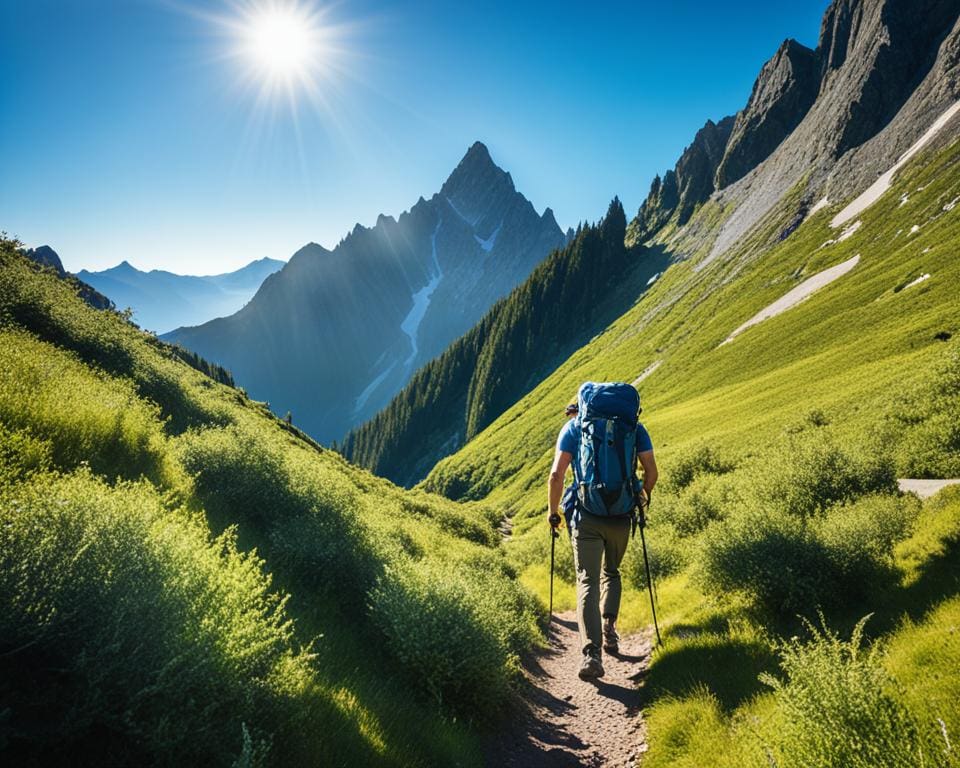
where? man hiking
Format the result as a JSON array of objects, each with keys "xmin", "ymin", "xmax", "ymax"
[{"xmin": 547, "ymin": 382, "xmax": 658, "ymax": 680}]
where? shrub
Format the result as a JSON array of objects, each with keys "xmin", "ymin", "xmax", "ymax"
[
  {"xmin": 659, "ymin": 473, "xmax": 741, "ymax": 537},
  {"xmin": 0, "ymin": 470, "xmax": 314, "ymax": 766},
  {"xmin": 741, "ymin": 435, "xmax": 896, "ymax": 519},
  {"xmin": 369, "ymin": 561, "xmax": 520, "ymax": 718},
  {"xmin": 820, "ymin": 493, "xmax": 920, "ymax": 588},
  {"xmin": 396, "ymin": 495, "xmax": 499, "ymax": 547},
  {"xmin": 887, "ymin": 341, "xmax": 960, "ymax": 477},
  {"xmin": 0, "ymin": 423, "xmax": 51, "ymax": 485},
  {"xmin": 761, "ymin": 616, "xmax": 943, "ymax": 768},
  {"xmin": 699, "ymin": 508, "xmax": 832, "ymax": 618},
  {"xmin": 0, "ymin": 329, "xmax": 177, "ymax": 487},
  {"xmin": 663, "ymin": 444, "xmax": 734, "ymax": 493},
  {"xmin": 625, "ymin": 520, "xmax": 687, "ymax": 586},
  {"xmin": 699, "ymin": 490, "xmax": 918, "ymax": 619},
  {"xmin": 178, "ymin": 424, "xmax": 380, "ymax": 605}
]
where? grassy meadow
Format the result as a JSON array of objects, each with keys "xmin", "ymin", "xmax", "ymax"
[
  {"xmin": 423, "ymin": 137, "xmax": 960, "ymax": 765},
  {"xmin": 0, "ymin": 241, "xmax": 542, "ymax": 766}
]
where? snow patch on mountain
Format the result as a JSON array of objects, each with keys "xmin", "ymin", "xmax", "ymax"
[
  {"xmin": 474, "ymin": 222, "xmax": 502, "ymax": 253},
  {"xmin": 445, "ymin": 196, "xmax": 480, "ymax": 227},
  {"xmin": 354, "ymin": 361, "xmax": 398, "ymax": 413},
  {"xmin": 832, "ymin": 100, "xmax": 960, "ymax": 228},
  {"xmin": 902, "ymin": 273, "xmax": 931, "ymax": 291},
  {"xmin": 401, "ymin": 219, "xmax": 444, "ymax": 368},
  {"xmin": 721, "ymin": 254, "xmax": 861, "ymax": 345}
]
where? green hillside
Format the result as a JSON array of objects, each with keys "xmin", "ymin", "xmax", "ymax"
[
  {"xmin": 420, "ymin": 137, "xmax": 960, "ymax": 764},
  {"xmin": 0, "ymin": 241, "xmax": 540, "ymax": 766}
]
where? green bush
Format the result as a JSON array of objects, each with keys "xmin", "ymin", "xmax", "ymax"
[
  {"xmin": 700, "ymin": 491, "xmax": 919, "ymax": 620},
  {"xmin": 761, "ymin": 616, "xmax": 946, "ymax": 768},
  {"xmin": 0, "ymin": 470, "xmax": 313, "ymax": 766},
  {"xmin": 396, "ymin": 495, "xmax": 500, "ymax": 547},
  {"xmin": 0, "ymin": 423, "xmax": 51, "ymax": 485},
  {"xmin": 820, "ymin": 493, "xmax": 920, "ymax": 587},
  {"xmin": 178, "ymin": 424, "xmax": 380, "ymax": 605},
  {"xmin": 0, "ymin": 329, "xmax": 177, "ymax": 487},
  {"xmin": 741, "ymin": 434, "xmax": 896, "ymax": 519},
  {"xmin": 699, "ymin": 508, "xmax": 831, "ymax": 618},
  {"xmin": 658, "ymin": 473, "xmax": 741, "ymax": 537},
  {"xmin": 625, "ymin": 520, "xmax": 687, "ymax": 586},
  {"xmin": 662, "ymin": 443, "xmax": 734, "ymax": 493},
  {"xmin": 882, "ymin": 340, "xmax": 960, "ymax": 477},
  {"xmin": 369, "ymin": 560, "xmax": 530, "ymax": 718}
]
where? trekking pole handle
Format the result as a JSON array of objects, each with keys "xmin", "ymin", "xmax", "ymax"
[{"xmin": 548, "ymin": 513, "xmax": 561, "ymax": 528}]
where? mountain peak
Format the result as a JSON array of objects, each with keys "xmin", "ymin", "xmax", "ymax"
[
  {"xmin": 440, "ymin": 142, "xmax": 518, "ymax": 227},
  {"xmin": 444, "ymin": 141, "xmax": 501, "ymax": 187},
  {"xmin": 465, "ymin": 140, "xmax": 491, "ymax": 161}
]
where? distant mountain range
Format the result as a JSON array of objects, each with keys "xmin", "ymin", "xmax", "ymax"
[
  {"xmin": 164, "ymin": 142, "xmax": 570, "ymax": 443},
  {"xmin": 77, "ymin": 258, "xmax": 284, "ymax": 334}
]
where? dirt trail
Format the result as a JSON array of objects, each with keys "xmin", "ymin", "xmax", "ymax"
[{"xmin": 485, "ymin": 612, "xmax": 651, "ymax": 767}]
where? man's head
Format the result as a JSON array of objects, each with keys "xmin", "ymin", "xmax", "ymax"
[{"xmin": 564, "ymin": 402, "xmax": 578, "ymax": 418}]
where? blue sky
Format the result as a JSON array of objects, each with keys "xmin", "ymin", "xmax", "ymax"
[{"xmin": 1, "ymin": 0, "xmax": 827, "ymax": 274}]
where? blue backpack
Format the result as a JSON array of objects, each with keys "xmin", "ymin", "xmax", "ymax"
[{"xmin": 575, "ymin": 382, "xmax": 641, "ymax": 518}]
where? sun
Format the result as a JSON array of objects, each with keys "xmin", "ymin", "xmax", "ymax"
[
  {"xmin": 243, "ymin": 7, "xmax": 316, "ymax": 78},
  {"xmin": 201, "ymin": 0, "xmax": 363, "ymax": 130}
]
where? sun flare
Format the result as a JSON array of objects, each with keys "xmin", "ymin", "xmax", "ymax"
[
  {"xmin": 244, "ymin": 7, "xmax": 315, "ymax": 78},
  {"xmin": 205, "ymin": 0, "xmax": 363, "ymax": 133}
]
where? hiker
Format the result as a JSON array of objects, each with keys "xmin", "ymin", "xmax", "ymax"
[{"xmin": 547, "ymin": 382, "xmax": 658, "ymax": 680}]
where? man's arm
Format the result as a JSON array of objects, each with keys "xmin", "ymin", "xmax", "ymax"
[
  {"xmin": 547, "ymin": 449, "xmax": 573, "ymax": 526},
  {"xmin": 638, "ymin": 450, "xmax": 658, "ymax": 497}
]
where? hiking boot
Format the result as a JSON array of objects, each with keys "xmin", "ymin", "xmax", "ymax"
[
  {"xmin": 578, "ymin": 648, "xmax": 605, "ymax": 680},
  {"xmin": 602, "ymin": 624, "xmax": 620, "ymax": 654}
]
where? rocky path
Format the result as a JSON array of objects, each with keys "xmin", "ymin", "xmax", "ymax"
[{"xmin": 485, "ymin": 612, "xmax": 651, "ymax": 767}]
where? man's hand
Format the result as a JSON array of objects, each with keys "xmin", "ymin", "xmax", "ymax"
[
  {"xmin": 548, "ymin": 511, "xmax": 562, "ymax": 529},
  {"xmin": 639, "ymin": 487, "xmax": 650, "ymax": 512}
]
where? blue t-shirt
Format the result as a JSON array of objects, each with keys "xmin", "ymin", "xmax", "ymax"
[
  {"xmin": 557, "ymin": 419, "xmax": 653, "ymax": 474},
  {"xmin": 557, "ymin": 419, "xmax": 653, "ymax": 528}
]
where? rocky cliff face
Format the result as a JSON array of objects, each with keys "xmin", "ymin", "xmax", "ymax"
[
  {"xmin": 23, "ymin": 245, "xmax": 66, "ymax": 276},
  {"xmin": 164, "ymin": 143, "xmax": 567, "ymax": 443},
  {"xmin": 628, "ymin": 117, "xmax": 734, "ymax": 242},
  {"xmin": 629, "ymin": 0, "xmax": 960, "ymax": 262},
  {"xmin": 715, "ymin": 39, "xmax": 820, "ymax": 189}
]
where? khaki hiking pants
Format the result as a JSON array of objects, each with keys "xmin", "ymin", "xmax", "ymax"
[{"xmin": 571, "ymin": 512, "xmax": 631, "ymax": 653}]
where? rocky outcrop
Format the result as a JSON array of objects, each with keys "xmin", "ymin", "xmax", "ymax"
[
  {"xmin": 832, "ymin": 0, "xmax": 960, "ymax": 157},
  {"xmin": 675, "ymin": 117, "xmax": 736, "ymax": 224},
  {"xmin": 164, "ymin": 143, "xmax": 567, "ymax": 443},
  {"xmin": 629, "ymin": 117, "xmax": 734, "ymax": 242},
  {"xmin": 23, "ymin": 245, "xmax": 66, "ymax": 276},
  {"xmin": 22, "ymin": 245, "xmax": 114, "ymax": 310},
  {"xmin": 630, "ymin": 0, "xmax": 960, "ymax": 264},
  {"xmin": 715, "ymin": 39, "xmax": 820, "ymax": 189}
]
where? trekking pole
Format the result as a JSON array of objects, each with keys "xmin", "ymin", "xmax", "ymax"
[
  {"xmin": 638, "ymin": 494, "xmax": 663, "ymax": 648},
  {"xmin": 548, "ymin": 514, "xmax": 561, "ymax": 621}
]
